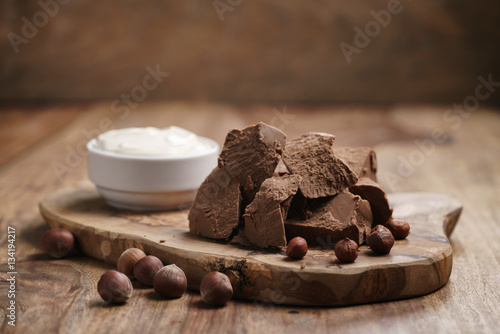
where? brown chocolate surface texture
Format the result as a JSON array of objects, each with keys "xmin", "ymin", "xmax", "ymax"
[
  {"xmin": 230, "ymin": 229, "xmax": 254, "ymax": 247},
  {"xmin": 335, "ymin": 147, "xmax": 378, "ymax": 182},
  {"xmin": 282, "ymin": 133, "xmax": 358, "ymax": 199},
  {"xmin": 188, "ymin": 167, "xmax": 241, "ymax": 239},
  {"xmin": 285, "ymin": 190, "xmax": 373, "ymax": 245},
  {"xmin": 218, "ymin": 122, "xmax": 286, "ymax": 204},
  {"xmin": 273, "ymin": 158, "xmax": 289, "ymax": 176},
  {"xmin": 244, "ymin": 175, "xmax": 301, "ymax": 248},
  {"xmin": 286, "ymin": 190, "xmax": 310, "ymax": 220},
  {"xmin": 350, "ymin": 177, "xmax": 393, "ymax": 226},
  {"xmin": 189, "ymin": 123, "xmax": 382, "ymax": 250}
]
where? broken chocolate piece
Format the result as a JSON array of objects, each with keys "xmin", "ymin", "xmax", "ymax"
[
  {"xmin": 282, "ymin": 133, "xmax": 358, "ymax": 199},
  {"xmin": 286, "ymin": 190, "xmax": 310, "ymax": 220},
  {"xmin": 218, "ymin": 122, "xmax": 286, "ymax": 204},
  {"xmin": 350, "ymin": 177, "xmax": 393, "ymax": 227},
  {"xmin": 244, "ymin": 175, "xmax": 301, "ymax": 248},
  {"xmin": 285, "ymin": 190, "xmax": 372, "ymax": 245},
  {"xmin": 188, "ymin": 167, "xmax": 241, "ymax": 239},
  {"xmin": 273, "ymin": 158, "xmax": 289, "ymax": 176},
  {"xmin": 336, "ymin": 147, "xmax": 378, "ymax": 182},
  {"xmin": 230, "ymin": 229, "xmax": 254, "ymax": 247}
]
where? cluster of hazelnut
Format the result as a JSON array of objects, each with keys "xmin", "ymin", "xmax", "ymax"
[
  {"xmin": 335, "ymin": 218, "xmax": 410, "ymax": 262},
  {"xmin": 41, "ymin": 219, "xmax": 409, "ymax": 306},
  {"xmin": 97, "ymin": 248, "xmax": 234, "ymax": 306},
  {"xmin": 285, "ymin": 218, "xmax": 410, "ymax": 263},
  {"xmin": 40, "ymin": 229, "xmax": 234, "ymax": 306}
]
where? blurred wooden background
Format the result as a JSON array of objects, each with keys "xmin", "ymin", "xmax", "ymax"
[{"xmin": 1, "ymin": 0, "xmax": 500, "ymax": 105}]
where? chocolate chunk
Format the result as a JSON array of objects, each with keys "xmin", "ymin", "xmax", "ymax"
[
  {"xmin": 219, "ymin": 122, "xmax": 286, "ymax": 204},
  {"xmin": 273, "ymin": 158, "xmax": 290, "ymax": 176},
  {"xmin": 230, "ymin": 229, "xmax": 254, "ymax": 247},
  {"xmin": 335, "ymin": 147, "xmax": 377, "ymax": 182},
  {"xmin": 285, "ymin": 190, "xmax": 372, "ymax": 245},
  {"xmin": 188, "ymin": 167, "xmax": 241, "ymax": 239},
  {"xmin": 350, "ymin": 177, "xmax": 393, "ymax": 227},
  {"xmin": 244, "ymin": 175, "xmax": 301, "ymax": 248},
  {"xmin": 286, "ymin": 190, "xmax": 310, "ymax": 220},
  {"xmin": 282, "ymin": 133, "xmax": 358, "ymax": 199}
]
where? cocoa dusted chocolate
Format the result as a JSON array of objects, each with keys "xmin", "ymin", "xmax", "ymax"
[
  {"xmin": 189, "ymin": 122, "xmax": 390, "ymax": 250},
  {"xmin": 285, "ymin": 190, "xmax": 373, "ymax": 245},
  {"xmin": 286, "ymin": 189, "xmax": 309, "ymax": 220},
  {"xmin": 273, "ymin": 159, "xmax": 289, "ymax": 177},
  {"xmin": 350, "ymin": 177, "xmax": 393, "ymax": 227},
  {"xmin": 188, "ymin": 167, "xmax": 241, "ymax": 239},
  {"xmin": 243, "ymin": 175, "xmax": 301, "ymax": 248},
  {"xmin": 282, "ymin": 133, "xmax": 358, "ymax": 199},
  {"xmin": 218, "ymin": 122, "xmax": 286, "ymax": 204},
  {"xmin": 335, "ymin": 147, "xmax": 378, "ymax": 182}
]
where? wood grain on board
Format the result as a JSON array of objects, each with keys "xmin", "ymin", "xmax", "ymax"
[
  {"xmin": 39, "ymin": 183, "xmax": 461, "ymax": 306},
  {"xmin": 0, "ymin": 103, "xmax": 499, "ymax": 333}
]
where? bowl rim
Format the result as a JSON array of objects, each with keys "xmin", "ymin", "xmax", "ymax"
[{"xmin": 86, "ymin": 136, "xmax": 220, "ymax": 161}]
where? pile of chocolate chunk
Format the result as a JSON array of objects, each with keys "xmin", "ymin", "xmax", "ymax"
[{"xmin": 188, "ymin": 122, "xmax": 393, "ymax": 249}]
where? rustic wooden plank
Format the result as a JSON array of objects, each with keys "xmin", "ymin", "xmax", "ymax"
[
  {"xmin": 0, "ymin": 102, "xmax": 499, "ymax": 333},
  {"xmin": 1, "ymin": 1, "xmax": 499, "ymax": 105},
  {"xmin": 0, "ymin": 104, "xmax": 84, "ymax": 168}
]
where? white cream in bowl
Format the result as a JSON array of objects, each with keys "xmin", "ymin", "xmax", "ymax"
[
  {"xmin": 93, "ymin": 126, "xmax": 214, "ymax": 157},
  {"xmin": 87, "ymin": 126, "xmax": 219, "ymax": 211}
]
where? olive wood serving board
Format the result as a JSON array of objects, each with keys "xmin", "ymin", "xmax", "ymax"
[{"xmin": 39, "ymin": 182, "xmax": 462, "ymax": 306}]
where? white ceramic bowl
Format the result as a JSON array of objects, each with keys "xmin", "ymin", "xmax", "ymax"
[{"xmin": 87, "ymin": 138, "xmax": 219, "ymax": 211}]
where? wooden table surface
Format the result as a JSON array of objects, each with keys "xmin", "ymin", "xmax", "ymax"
[{"xmin": 0, "ymin": 102, "xmax": 499, "ymax": 333}]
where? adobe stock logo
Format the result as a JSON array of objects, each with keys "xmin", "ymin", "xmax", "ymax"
[
  {"xmin": 339, "ymin": 0, "xmax": 411, "ymax": 64},
  {"xmin": 7, "ymin": 0, "xmax": 71, "ymax": 54},
  {"xmin": 51, "ymin": 64, "xmax": 169, "ymax": 180},
  {"xmin": 383, "ymin": 74, "xmax": 500, "ymax": 190},
  {"xmin": 213, "ymin": 0, "xmax": 243, "ymax": 21}
]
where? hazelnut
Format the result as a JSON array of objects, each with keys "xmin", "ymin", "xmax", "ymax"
[
  {"xmin": 153, "ymin": 264, "xmax": 187, "ymax": 298},
  {"xmin": 367, "ymin": 225, "xmax": 394, "ymax": 254},
  {"xmin": 97, "ymin": 270, "xmax": 133, "ymax": 304},
  {"xmin": 334, "ymin": 238, "xmax": 358, "ymax": 263},
  {"xmin": 286, "ymin": 237, "xmax": 308, "ymax": 259},
  {"xmin": 200, "ymin": 271, "xmax": 233, "ymax": 306},
  {"xmin": 41, "ymin": 228, "xmax": 75, "ymax": 258},
  {"xmin": 386, "ymin": 218, "xmax": 410, "ymax": 240},
  {"xmin": 133, "ymin": 255, "xmax": 163, "ymax": 285},
  {"xmin": 117, "ymin": 248, "xmax": 146, "ymax": 277}
]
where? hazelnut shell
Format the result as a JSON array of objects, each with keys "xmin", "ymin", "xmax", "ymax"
[
  {"xmin": 133, "ymin": 255, "xmax": 163, "ymax": 285},
  {"xmin": 153, "ymin": 264, "xmax": 187, "ymax": 298},
  {"xmin": 368, "ymin": 225, "xmax": 395, "ymax": 254},
  {"xmin": 97, "ymin": 270, "xmax": 133, "ymax": 304},
  {"xmin": 117, "ymin": 248, "xmax": 146, "ymax": 276},
  {"xmin": 386, "ymin": 218, "xmax": 410, "ymax": 240},
  {"xmin": 200, "ymin": 271, "xmax": 233, "ymax": 306},
  {"xmin": 41, "ymin": 228, "xmax": 75, "ymax": 258},
  {"xmin": 286, "ymin": 237, "xmax": 308, "ymax": 259},
  {"xmin": 334, "ymin": 238, "xmax": 358, "ymax": 263}
]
